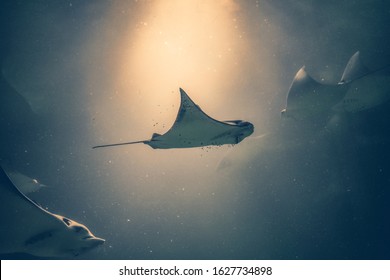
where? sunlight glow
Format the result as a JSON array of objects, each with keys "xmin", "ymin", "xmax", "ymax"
[
  {"xmin": 86, "ymin": 0, "xmax": 253, "ymax": 173},
  {"xmin": 110, "ymin": 0, "xmax": 248, "ymax": 131}
]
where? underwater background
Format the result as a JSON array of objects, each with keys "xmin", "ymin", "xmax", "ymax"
[{"xmin": 1, "ymin": 0, "xmax": 389, "ymax": 259}]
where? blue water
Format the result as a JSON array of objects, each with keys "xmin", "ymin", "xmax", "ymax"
[{"xmin": 1, "ymin": 0, "xmax": 389, "ymax": 260}]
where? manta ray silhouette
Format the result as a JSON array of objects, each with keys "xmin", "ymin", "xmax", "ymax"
[
  {"xmin": 93, "ymin": 88, "xmax": 254, "ymax": 149},
  {"xmin": 281, "ymin": 51, "xmax": 390, "ymax": 122},
  {"xmin": 0, "ymin": 166, "xmax": 104, "ymax": 258}
]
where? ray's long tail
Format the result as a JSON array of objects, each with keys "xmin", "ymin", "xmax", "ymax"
[{"xmin": 92, "ymin": 140, "xmax": 147, "ymax": 149}]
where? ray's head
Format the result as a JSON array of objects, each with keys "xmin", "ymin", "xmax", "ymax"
[
  {"xmin": 25, "ymin": 214, "xmax": 105, "ymax": 258},
  {"xmin": 280, "ymin": 108, "xmax": 288, "ymax": 118},
  {"xmin": 235, "ymin": 121, "xmax": 254, "ymax": 143},
  {"xmin": 57, "ymin": 215, "xmax": 105, "ymax": 257},
  {"xmin": 280, "ymin": 108, "xmax": 299, "ymax": 121}
]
